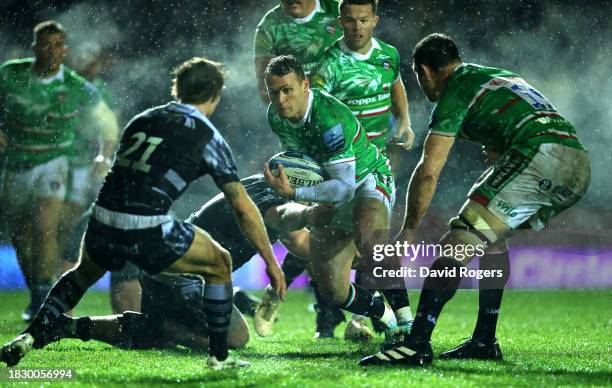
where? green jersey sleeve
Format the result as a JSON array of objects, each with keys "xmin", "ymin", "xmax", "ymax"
[{"xmin": 392, "ymin": 46, "xmax": 401, "ymax": 83}]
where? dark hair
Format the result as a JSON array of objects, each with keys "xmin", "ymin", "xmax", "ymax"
[
  {"xmin": 171, "ymin": 57, "xmax": 227, "ymax": 104},
  {"xmin": 33, "ymin": 20, "xmax": 65, "ymax": 44},
  {"xmin": 339, "ymin": 0, "xmax": 378, "ymax": 14},
  {"xmin": 413, "ymin": 33, "xmax": 461, "ymax": 70},
  {"xmin": 264, "ymin": 55, "xmax": 306, "ymax": 81}
]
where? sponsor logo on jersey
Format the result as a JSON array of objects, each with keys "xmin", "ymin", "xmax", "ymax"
[
  {"xmin": 496, "ymin": 199, "xmax": 518, "ymax": 217},
  {"xmin": 487, "ymin": 149, "xmax": 526, "ymax": 189},
  {"xmin": 325, "ymin": 24, "xmax": 336, "ymax": 34},
  {"xmin": 347, "ymin": 94, "xmax": 390, "ymax": 106},
  {"xmin": 323, "ymin": 124, "xmax": 344, "ymax": 153}
]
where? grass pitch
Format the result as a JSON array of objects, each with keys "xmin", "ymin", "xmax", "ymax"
[{"xmin": 0, "ymin": 290, "xmax": 610, "ymax": 387}]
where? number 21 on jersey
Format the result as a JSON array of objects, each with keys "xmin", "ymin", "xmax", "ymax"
[{"xmin": 115, "ymin": 131, "xmax": 164, "ymax": 173}]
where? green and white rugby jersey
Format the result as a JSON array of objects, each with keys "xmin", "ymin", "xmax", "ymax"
[
  {"xmin": 429, "ymin": 63, "xmax": 584, "ymax": 154},
  {"xmin": 311, "ymin": 38, "xmax": 401, "ymax": 151},
  {"xmin": 0, "ymin": 58, "xmax": 100, "ymax": 170},
  {"xmin": 267, "ymin": 88, "xmax": 391, "ymax": 184},
  {"xmin": 254, "ymin": 0, "xmax": 342, "ymax": 75}
]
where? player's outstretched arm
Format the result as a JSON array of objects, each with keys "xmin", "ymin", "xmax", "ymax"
[
  {"xmin": 222, "ymin": 181, "xmax": 286, "ymax": 300},
  {"xmin": 390, "ymin": 76, "xmax": 415, "ymax": 150},
  {"xmin": 400, "ymin": 133, "xmax": 455, "ymax": 241}
]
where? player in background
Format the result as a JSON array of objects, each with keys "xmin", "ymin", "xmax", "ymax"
[
  {"xmin": 311, "ymin": 0, "xmax": 415, "ymax": 342},
  {"xmin": 60, "ymin": 43, "xmax": 141, "ymax": 314},
  {"xmin": 0, "ymin": 57, "xmax": 285, "ymax": 370},
  {"xmin": 263, "ymin": 55, "xmax": 404, "ymax": 345},
  {"xmin": 312, "ymin": 0, "xmax": 414, "ymax": 157},
  {"xmin": 360, "ymin": 33, "xmax": 590, "ymax": 366},
  {"xmin": 254, "ymin": 0, "xmax": 342, "ymax": 104},
  {"xmin": 0, "ymin": 21, "xmax": 118, "ymax": 322}
]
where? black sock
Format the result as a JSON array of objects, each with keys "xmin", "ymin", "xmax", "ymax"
[
  {"xmin": 473, "ymin": 250, "xmax": 510, "ymax": 343},
  {"xmin": 30, "ymin": 272, "xmax": 89, "ymax": 330},
  {"xmin": 407, "ymin": 257, "xmax": 463, "ymax": 346},
  {"xmin": 75, "ymin": 317, "xmax": 92, "ymax": 341},
  {"xmin": 381, "ymin": 289, "xmax": 410, "ymax": 312},
  {"xmin": 31, "ymin": 280, "xmax": 54, "ymax": 312},
  {"xmin": 339, "ymin": 282, "xmax": 386, "ymax": 319},
  {"xmin": 355, "ymin": 267, "xmax": 411, "ymax": 319},
  {"xmin": 281, "ymin": 253, "xmax": 306, "ymax": 287},
  {"xmin": 203, "ymin": 282, "xmax": 233, "ymax": 361},
  {"xmin": 313, "ymin": 281, "xmax": 344, "ymax": 325}
]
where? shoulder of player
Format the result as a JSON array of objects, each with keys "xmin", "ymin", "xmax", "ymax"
[
  {"xmin": 266, "ymin": 103, "xmax": 284, "ymax": 127},
  {"xmin": 63, "ymin": 66, "xmax": 99, "ymax": 94},
  {"xmin": 0, "ymin": 57, "xmax": 33, "ymax": 75},
  {"xmin": 373, "ymin": 38, "xmax": 400, "ymax": 60},
  {"xmin": 256, "ymin": 4, "xmax": 285, "ymax": 28},
  {"xmin": 322, "ymin": 39, "xmax": 344, "ymax": 60},
  {"xmin": 312, "ymin": 89, "xmax": 356, "ymax": 125}
]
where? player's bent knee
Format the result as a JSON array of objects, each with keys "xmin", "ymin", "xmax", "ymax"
[{"xmin": 215, "ymin": 248, "xmax": 232, "ymax": 279}]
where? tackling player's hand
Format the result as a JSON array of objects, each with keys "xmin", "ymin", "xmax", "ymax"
[
  {"xmin": 266, "ymin": 264, "xmax": 287, "ymax": 301},
  {"xmin": 264, "ymin": 162, "xmax": 295, "ymax": 199}
]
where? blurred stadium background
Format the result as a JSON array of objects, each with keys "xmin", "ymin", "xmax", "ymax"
[{"xmin": 1, "ymin": 0, "xmax": 610, "ymax": 290}]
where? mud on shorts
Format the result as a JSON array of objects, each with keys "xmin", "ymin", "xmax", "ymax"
[
  {"xmin": 327, "ymin": 170, "xmax": 396, "ymax": 232},
  {"xmin": 84, "ymin": 206, "xmax": 196, "ymax": 275},
  {"xmin": 2, "ymin": 156, "xmax": 69, "ymax": 210},
  {"xmin": 66, "ymin": 164, "xmax": 103, "ymax": 206},
  {"xmin": 468, "ymin": 143, "xmax": 590, "ymax": 231}
]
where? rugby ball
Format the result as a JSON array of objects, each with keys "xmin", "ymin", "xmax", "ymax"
[{"xmin": 268, "ymin": 151, "xmax": 326, "ymax": 188}]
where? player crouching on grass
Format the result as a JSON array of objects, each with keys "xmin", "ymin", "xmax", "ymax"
[
  {"xmin": 38, "ymin": 173, "xmax": 336, "ymax": 352},
  {"xmin": 359, "ymin": 33, "xmax": 590, "ymax": 366},
  {"xmin": 0, "ymin": 57, "xmax": 286, "ymax": 370}
]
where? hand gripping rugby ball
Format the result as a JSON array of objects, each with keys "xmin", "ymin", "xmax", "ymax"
[{"xmin": 267, "ymin": 151, "xmax": 327, "ymax": 188}]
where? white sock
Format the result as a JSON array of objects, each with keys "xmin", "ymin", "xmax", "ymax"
[
  {"xmin": 379, "ymin": 304, "xmax": 397, "ymax": 328},
  {"xmin": 395, "ymin": 306, "xmax": 413, "ymax": 323}
]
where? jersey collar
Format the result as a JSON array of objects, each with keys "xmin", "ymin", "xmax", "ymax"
[
  {"xmin": 38, "ymin": 64, "xmax": 65, "ymax": 84},
  {"xmin": 288, "ymin": 89, "xmax": 313, "ymax": 128},
  {"xmin": 169, "ymin": 101, "xmax": 216, "ymax": 129},
  {"xmin": 339, "ymin": 38, "xmax": 380, "ymax": 60},
  {"xmin": 291, "ymin": 0, "xmax": 321, "ymax": 24}
]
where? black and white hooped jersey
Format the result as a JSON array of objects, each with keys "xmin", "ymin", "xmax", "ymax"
[{"xmin": 96, "ymin": 102, "xmax": 239, "ymax": 215}]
